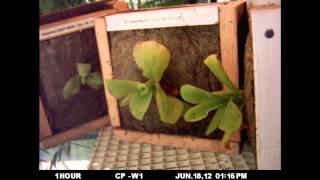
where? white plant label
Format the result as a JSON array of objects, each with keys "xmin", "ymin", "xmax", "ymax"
[
  {"xmin": 40, "ymin": 18, "xmax": 94, "ymax": 41},
  {"xmin": 106, "ymin": 6, "xmax": 219, "ymax": 31}
]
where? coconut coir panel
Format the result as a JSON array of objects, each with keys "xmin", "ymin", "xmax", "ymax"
[
  {"xmin": 244, "ymin": 32, "xmax": 256, "ymax": 155},
  {"xmin": 109, "ymin": 25, "xmax": 225, "ymax": 139},
  {"xmin": 40, "ymin": 28, "xmax": 107, "ymax": 135}
]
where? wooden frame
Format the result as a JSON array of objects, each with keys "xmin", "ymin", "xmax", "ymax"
[
  {"xmin": 39, "ymin": 1, "xmax": 128, "ymax": 41},
  {"xmin": 95, "ymin": 1, "xmax": 246, "ymax": 154},
  {"xmin": 39, "ymin": 1, "xmax": 128, "ymax": 149},
  {"xmin": 40, "ymin": 0, "xmax": 127, "ymax": 25},
  {"xmin": 250, "ymin": 5, "xmax": 281, "ymax": 169}
]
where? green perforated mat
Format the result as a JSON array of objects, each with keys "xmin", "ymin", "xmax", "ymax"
[{"xmin": 88, "ymin": 127, "xmax": 256, "ymax": 170}]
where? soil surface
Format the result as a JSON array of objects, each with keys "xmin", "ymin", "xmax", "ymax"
[
  {"xmin": 109, "ymin": 25, "xmax": 225, "ymax": 139},
  {"xmin": 40, "ymin": 28, "xmax": 107, "ymax": 135}
]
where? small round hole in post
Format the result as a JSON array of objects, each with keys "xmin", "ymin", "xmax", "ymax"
[{"xmin": 265, "ymin": 29, "xmax": 274, "ymax": 38}]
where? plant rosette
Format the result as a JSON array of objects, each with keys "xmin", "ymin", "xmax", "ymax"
[
  {"xmin": 63, "ymin": 63, "xmax": 103, "ymax": 99},
  {"xmin": 181, "ymin": 55, "xmax": 244, "ymax": 144},
  {"xmin": 106, "ymin": 41, "xmax": 184, "ymax": 124}
]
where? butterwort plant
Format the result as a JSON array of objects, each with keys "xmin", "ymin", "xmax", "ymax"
[
  {"xmin": 106, "ymin": 41, "xmax": 184, "ymax": 124},
  {"xmin": 180, "ymin": 55, "xmax": 244, "ymax": 144},
  {"xmin": 63, "ymin": 63, "xmax": 103, "ymax": 99}
]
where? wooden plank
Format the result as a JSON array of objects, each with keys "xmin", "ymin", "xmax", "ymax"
[
  {"xmin": 39, "ymin": 9, "xmax": 119, "ymax": 41},
  {"xmin": 39, "ymin": 0, "xmax": 120, "ymax": 25},
  {"xmin": 105, "ymin": 5, "xmax": 219, "ymax": 31},
  {"xmin": 39, "ymin": 97, "xmax": 52, "ymax": 140},
  {"xmin": 251, "ymin": 6, "xmax": 280, "ymax": 170},
  {"xmin": 118, "ymin": 1, "xmax": 222, "ymax": 13},
  {"xmin": 219, "ymin": 0, "xmax": 246, "ymax": 88},
  {"xmin": 95, "ymin": 18, "xmax": 121, "ymax": 127},
  {"xmin": 41, "ymin": 115, "xmax": 110, "ymax": 149},
  {"xmin": 114, "ymin": 128, "xmax": 239, "ymax": 154},
  {"xmin": 39, "ymin": 1, "xmax": 128, "ymax": 41},
  {"xmin": 40, "ymin": 1, "xmax": 128, "ymax": 30},
  {"xmin": 38, "ymin": 2, "xmax": 127, "ymax": 148},
  {"xmin": 218, "ymin": 1, "xmax": 246, "ymax": 142}
]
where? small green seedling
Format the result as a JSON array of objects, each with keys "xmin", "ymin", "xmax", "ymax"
[
  {"xmin": 106, "ymin": 41, "xmax": 184, "ymax": 124},
  {"xmin": 180, "ymin": 55, "xmax": 244, "ymax": 144},
  {"xmin": 63, "ymin": 63, "xmax": 103, "ymax": 99}
]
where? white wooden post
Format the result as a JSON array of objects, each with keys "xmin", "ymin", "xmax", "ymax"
[{"xmin": 251, "ymin": 5, "xmax": 281, "ymax": 169}]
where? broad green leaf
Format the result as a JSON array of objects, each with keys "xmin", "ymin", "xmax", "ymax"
[
  {"xmin": 106, "ymin": 79, "xmax": 146, "ymax": 98},
  {"xmin": 218, "ymin": 100, "xmax": 242, "ymax": 143},
  {"xmin": 205, "ymin": 107, "xmax": 226, "ymax": 135},
  {"xmin": 129, "ymin": 90, "xmax": 152, "ymax": 120},
  {"xmin": 180, "ymin": 84, "xmax": 215, "ymax": 104},
  {"xmin": 77, "ymin": 63, "xmax": 91, "ymax": 78},
  {"xmin": 85, "ymin": 72, "xmax": 103, "ymax": 90},
  {"xmin": 63, "ymin": 75, "xmax": 81, "ymax": 99},
  {"xmin": 133, "ymin": 41, "xmax": 170, "ymax": 82},
  {"xmin": 155, "ymin": 83, "xmax": 183, "ymax": 124},
  {"xmin": 120, "ymin": 94, "xmax": 132, "ymax": 107},
  {"xmin": 203, "ymin": 55, "xmax": 240, "ymax": 94},
  {"xmin": 184, "ymin": 101, "xmax": 226, "ymax": 122},
  {"xmin": 218, "ymin": 100, "xmax": 242, "ymax": 131}
]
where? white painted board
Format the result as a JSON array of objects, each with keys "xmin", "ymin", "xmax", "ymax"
[
  {"xmin": 105, "ymin": 6, "xmax": 219, "ymax": 31},
  {"xmin": 39, "ymin": 18, "xmax": 95, "ymax": 41},
  {"xmin": 251, "ymin": 6, "xmax": 281, "ymax": 170}
]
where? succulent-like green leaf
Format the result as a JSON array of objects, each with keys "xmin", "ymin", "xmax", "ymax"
[
  {"xmin": 129, "ymin": 90, "xmax": 152, "ymax": 120},
  {"xmin": 205, "ymin": 107, "xmax": 226, "ymax": 135},
  {"xmin": 106, "ymin": 79, "xmax": 147, "ymax": 98},
  {"xmin": 180, "ymin": 84, "xmax": 215, "ymax": 104},
  {"xmin": 77, "ymin": 63, "xmax": 91, "ymax": 78},
  {"xmin": 85, "ymin": 72, "xmax": 103, "ymax": 90},
  {"xmin": 184, "ymin": 101, "xmax": 226, "ymax": 122},
  {"xmin": 203, "ymin": 55, "xmax": 240, "ymax": 94},
  {"xmin": 133, "ymin": 41, "xmax": 170, "ymax": 82},
  {"xmin": 211, "ymin": 90, "xmax": 236, "ymax": 97},
  {"xmin": 63, "ymin": 75, "xmax": 81, "ymax": 99},
  {"xmin": 211, "ymin": 90, "xmax": 243, "ymax": 105},
  {"xmin": 218, "ymin": 100, "xmax": 242, "ymax": 144},
  {"xmin": 155, "ymin": 83, "xmax": 183, "ymax": 124}
]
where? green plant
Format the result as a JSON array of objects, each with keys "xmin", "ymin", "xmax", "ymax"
[
  {"xmin": 63, "ymin": 63, "xmax": 103, "ymax": 99},
  {"xmin": 140, "ymin": 0, "xmax": 185, "ymax": 8},
  {"xmin": 180, "ymin": 55, "xmax": 244, "ymax": 144},
  {"xmin": 106, "ymin": 41, "xmax": 184, "ymax": 124},
  {"xmin": 105, "ymin": 42, "xmax": 243, "ymax": 145},
  {"xmin": 39, "ymin": 140, "xmax": 93, "ymax": 170}
]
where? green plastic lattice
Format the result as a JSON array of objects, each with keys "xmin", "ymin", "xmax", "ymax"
[{"xmin": 88, "ymin": 127, "xmax": 256, "ymax": 170}]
